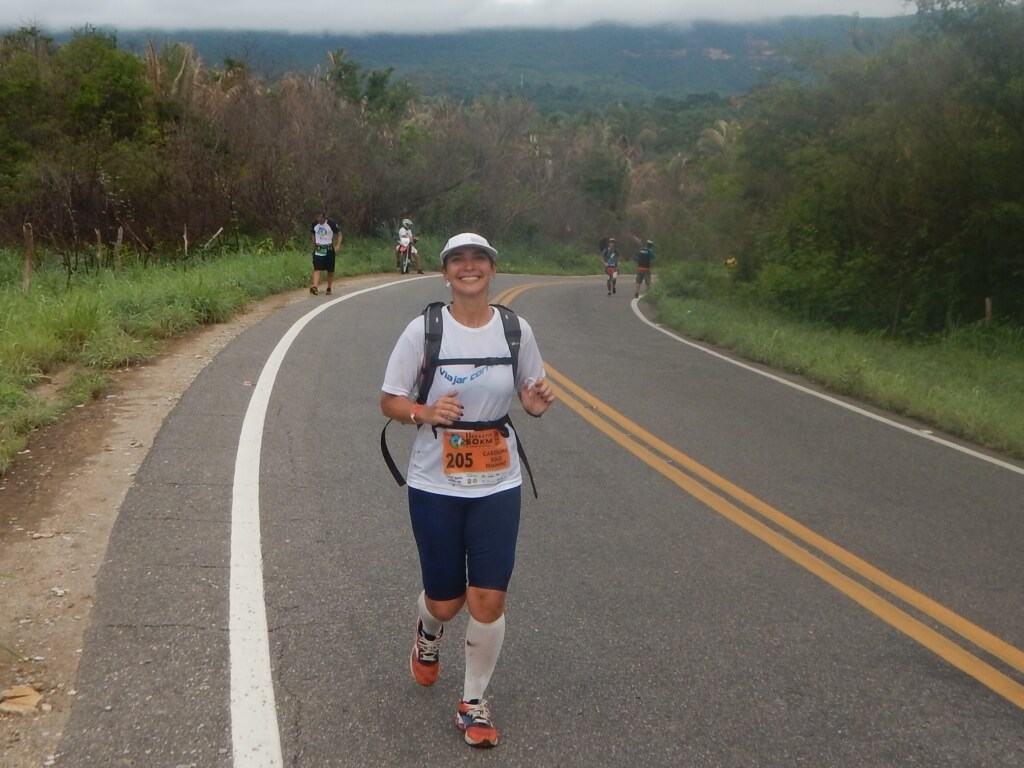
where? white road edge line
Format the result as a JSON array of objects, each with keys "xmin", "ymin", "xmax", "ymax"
[
  {"xmin": 630, "ymin": 298, "xmax": 1024, "ymax": 478},
  {"xmin": 230, "ymin": 278, "xmax": 426, "ymax": 767}
]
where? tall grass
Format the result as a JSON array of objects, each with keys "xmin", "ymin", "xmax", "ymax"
[{"xmin": 0, "ymin": 246, "xmax": 315, "ymax": 472}]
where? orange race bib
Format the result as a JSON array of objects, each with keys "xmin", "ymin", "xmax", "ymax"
[{"xmin": 442, "ymin": 429, "xmax": 511, "ymax": 486}]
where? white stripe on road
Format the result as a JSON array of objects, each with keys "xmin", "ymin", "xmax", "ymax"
[
  {"xmin": 230, "ymin": 278, "xmax": 428, "ymax": 767},
  {"xmin": 630, "ymin": 298, "xmax": 1024, "ymax": 477}
]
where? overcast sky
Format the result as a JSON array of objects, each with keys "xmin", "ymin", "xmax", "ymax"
[{"xmin": 5, "ymin": 0, "xmax": 915, "ymax": 35}]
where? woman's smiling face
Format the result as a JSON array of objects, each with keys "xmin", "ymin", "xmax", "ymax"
[{"xmin": 442, "ymin": 248, "xmax": 497, "ymax": 293}]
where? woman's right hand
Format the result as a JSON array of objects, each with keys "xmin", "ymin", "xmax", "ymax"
[{"xmin": 427, "ymin": 391, "xmax": 463, "ymax": 425}]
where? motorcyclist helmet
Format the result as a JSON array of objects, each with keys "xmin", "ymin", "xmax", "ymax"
[{"xmin": 401, "ymin": 218, "xmax": 413, "ymax": 228}]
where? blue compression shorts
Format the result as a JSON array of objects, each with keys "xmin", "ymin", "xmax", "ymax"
[{"xmin": 408, "ymin": 486, "xmax": 521, "ymax": 601}]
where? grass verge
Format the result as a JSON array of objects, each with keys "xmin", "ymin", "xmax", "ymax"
[
  {"xmin": 648, "ymin": 271, "xmax": 1024, "ymax": 459},
  {"xmin": 0, "ymin": 246, "xmax": 316, "ymax": 473}
]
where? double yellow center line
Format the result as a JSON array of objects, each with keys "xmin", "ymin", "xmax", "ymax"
[{"xmin": 497, "ymin": 282, "xmax": 1024, "ymax": 710}]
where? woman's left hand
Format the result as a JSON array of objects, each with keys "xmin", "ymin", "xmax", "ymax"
[{"xmin": 521, "ymin": 377, "xmax": 555, "ymax": 417}]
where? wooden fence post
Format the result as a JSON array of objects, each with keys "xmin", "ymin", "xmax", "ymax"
[
  {"xmin": 114, "ymin": 226, "xmax": 124, "ymax": 271},
  {"xmin": 22, "ymin": 223, "xmax": 34, "ymax": 295}
]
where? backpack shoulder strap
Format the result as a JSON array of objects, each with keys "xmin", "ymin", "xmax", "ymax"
[
  {"xmin": 382, "ymin": 301, "xmax": 445, "ymax": 488},
  {"xmin": 491, "ymin": 304, "xmax": 535, "ymax": 495},
  {"xmin": 491, "ymin": 303, "xmax": 521, "ymax": 384},
  {"xmin": 415, "ymin": 301, "xmax": 446, "ymax": 405}
]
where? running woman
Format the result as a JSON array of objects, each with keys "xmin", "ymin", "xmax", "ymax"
[{"xmin": 380, "ymin": 232, "xmax": 555, "ymax": 748}]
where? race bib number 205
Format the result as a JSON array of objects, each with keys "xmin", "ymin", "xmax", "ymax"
[{"xmin": 442, "ymin": 429, "xmax": 511, "ymax": 486}]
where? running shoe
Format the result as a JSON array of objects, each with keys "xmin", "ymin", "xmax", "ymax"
[
  {"xmin": 410, "ymin": 620, "xmax": 443, "ymax": 686},
  {"xmin": 325, "ymin": 286, "xmax": 332, "ymax": 295},
  {"xmin": 309, "ymin": 285, "xmax": 318, "ymax": 295},
  {"xmin": 455, "ymin": 699, "xmax": 499, "ymax": 748}
]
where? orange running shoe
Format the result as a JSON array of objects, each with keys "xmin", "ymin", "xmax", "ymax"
[
  {"xmin": 410, "ymin": 620, "xmax": 443, "ymax": 686},
  {"xmin": 455, "ymin": 699, "xmax": 499, "ymax": 748}
]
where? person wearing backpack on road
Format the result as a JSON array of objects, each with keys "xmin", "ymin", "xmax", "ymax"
[
  {"xmin": 380, "ymin": 232, "xmax": 555, "ymax": 749},
  {"xmin": 635, "ymin": 238, "xmax": 655, "ymax": 298},
  {"xmin": 600, "ymin": 236, "xmax": 619, "ymax": 295}
]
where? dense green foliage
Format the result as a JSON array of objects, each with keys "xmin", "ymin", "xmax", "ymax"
[
  {"xmin": 1, "ymin": 2, "xmax": 1022, "ymax": 338},
  {"xmin": 677, "ymin": 0, "xmax": 1024, "ymax": 333}
]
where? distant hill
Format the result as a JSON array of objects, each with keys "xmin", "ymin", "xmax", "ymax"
[{"xmin": 40, "ymin": 18, "xmax": 911, "ymax": 109}]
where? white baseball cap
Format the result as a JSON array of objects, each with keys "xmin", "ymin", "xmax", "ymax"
[{"xmin": 439, "ymin": 232, "xmax": 498, "ymax": 264}]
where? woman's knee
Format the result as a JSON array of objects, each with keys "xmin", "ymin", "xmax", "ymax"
[
  {"xmin": 425, "ymin": 594, "xmax": 465, "ymax": 622},
  {"xmin": 466, "ymin": 587, "xmax": 506, "ymax": 622}
]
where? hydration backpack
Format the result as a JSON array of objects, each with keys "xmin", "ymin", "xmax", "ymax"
[
  {"xmin": 414, "ymin": 302, "xmax": 520, "ymax": 405},
  {"xmin": 380, "ymin": 302, "xmax": 537, "ymax": 497}
]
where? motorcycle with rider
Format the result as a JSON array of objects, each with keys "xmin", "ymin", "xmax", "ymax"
[{"xmin": 396, "ymin": 218, "xmax": 424, "ymax": 274}]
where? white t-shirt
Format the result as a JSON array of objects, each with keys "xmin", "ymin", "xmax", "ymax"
[
  {"xmin": 398, "ymin": 226, "xmax": 413, "ymax": 245},
  {"xmin": 381, "ymin": 305, "xmax": 546, "ymax": 497},
  {"xmin": 313, "ymin": 221, "xmax": 335, "ymax": 247}
]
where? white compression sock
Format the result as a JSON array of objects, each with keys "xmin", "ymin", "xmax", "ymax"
[
  {"xmin": 463, "ymin": 614, "xmax": 506, "ymax": 702},
  {"xmin": 417, "ymin": 591, "xmax": 443, "ymax": 638}
]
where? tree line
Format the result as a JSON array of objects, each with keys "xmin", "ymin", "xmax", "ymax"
[
  {"xmin": 695, "ymin": 0, "xmax": 1024, "ymax": 334},
  {"xmin": 1, "ymin": 0, "xmax": 1022, "ymax": 334}
]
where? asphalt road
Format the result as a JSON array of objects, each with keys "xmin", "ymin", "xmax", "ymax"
[{"xmin": 57, "ymin": 275, "xmax": 1024, "ymax": 767}]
